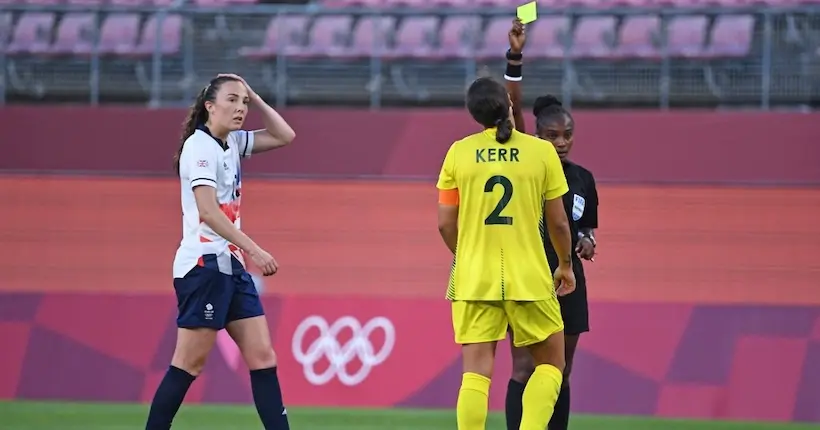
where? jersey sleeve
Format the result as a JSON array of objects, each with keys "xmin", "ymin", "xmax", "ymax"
[
  {"xmin": 229, "ymin": 130, "xmax": 255, "ymax": 159},
  {"xmin": 579, "ymin": 169, "xmax": 599, "ymax": 229},
  {"xmin": 542, "ymin": 144, "xmax": 569, "ymax": 200},
  {"xmin": 436, "ymin": 143, "xmax": 458, "ymax": 190},
  {"xmin": 183, "ymin": 137, "xmax": 219, "ymax": 189}
]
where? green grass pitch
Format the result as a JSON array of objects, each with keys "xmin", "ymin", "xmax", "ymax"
[{"xmin": 0, "ymin": 401, "xmax": 815, "ymax": 430}]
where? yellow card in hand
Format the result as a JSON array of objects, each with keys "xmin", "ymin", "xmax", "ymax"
[{"xmin": 517, "ymin": 1, "xmax": 538, "ymax": 24}]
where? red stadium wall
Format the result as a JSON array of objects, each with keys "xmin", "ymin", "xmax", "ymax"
[
  {"xmin": 1, "ymin": 108, "xmax": 820, "ymax": 422},
  {"xmin": 2, "ymin": 107, "xmax": 820, "ymax": 184}
]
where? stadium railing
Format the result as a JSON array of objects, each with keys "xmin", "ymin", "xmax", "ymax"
[{"xmin": 1, "ymin": 2, "xmax": 819, "ymax": 108}]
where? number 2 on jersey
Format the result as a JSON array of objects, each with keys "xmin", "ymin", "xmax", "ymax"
[{"xmin": 484, "ymin": 175, "xmax": 513, "ymax": 225}]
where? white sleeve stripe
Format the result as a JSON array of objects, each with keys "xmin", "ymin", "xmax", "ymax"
[{"xmin": 191, "ymin": 178, "xmax": 217, "ymax": 188}]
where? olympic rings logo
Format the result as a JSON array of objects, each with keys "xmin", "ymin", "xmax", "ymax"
[{"xmin": 291, "ymin": 315, "xmax": 395, "ymax": 387}]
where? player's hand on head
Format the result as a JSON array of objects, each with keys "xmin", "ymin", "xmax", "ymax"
[
  {"xmin": 508, "ymin": 18, "xmax": 526, "ymax": 53},
  {"xmin": 553, "ymin": 265, "xmax": 576, "ymax": 297},
  {"xmin": 249, "ymin": 246, "xmax": 278, "ymax": 276},
  {"xmin": 217, "ymin": 73, "xmax": 258, "ymax": 99},
  {"xmin": 575, "ymin": 238, "xmax": 596, "ymax": 261}
]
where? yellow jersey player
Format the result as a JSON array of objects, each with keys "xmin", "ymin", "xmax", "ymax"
[{"xmin": 436, "ymin": 77, "xmax": 576, "ymax": 430}]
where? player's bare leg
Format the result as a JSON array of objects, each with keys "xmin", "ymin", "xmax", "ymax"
[
  {"xmin": 227, "ymin": 316, "xmax": 289, "ymax": 429},
  {"xmin": 146, "ymin": 328, "xmax": 217, "ymax": 429},
  {"xmin": 171, "ymin": 327, "xmax": 219, "ymax": 375},
  {"xmin": 226, "ymin": 315, "xmax": 277, "ymax": 369},
  {"xmin": 518, "ymin": 331, "xmax": 566, "ymax": 430},
  {"xmin": 458, "ymin": 341, "xmax": 498, "ymax": 429}
]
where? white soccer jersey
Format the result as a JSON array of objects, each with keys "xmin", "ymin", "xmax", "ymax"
[{"xmin": 173, "ymin": 127, "xmax": 255, "ymax": 278}]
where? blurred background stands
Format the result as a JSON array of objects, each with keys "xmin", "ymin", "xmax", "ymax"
[{"xmin": 1, "ymin": 0, "xmax": 819, "ymax": 108}]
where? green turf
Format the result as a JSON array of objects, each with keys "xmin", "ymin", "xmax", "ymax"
[{"xmin": 0, "ymin": 401, "xmax": 814, "ymax": 430}]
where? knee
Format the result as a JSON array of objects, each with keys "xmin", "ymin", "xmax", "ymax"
[
  {"xmin": 511, "ymin": 353, "xmax": 535, "ymax": 384},
  {"xmin": 171, "ymin": 350, "xmax": 209, "ymax": 377},
  {"xmin": 243, "ymin": 345, "xmax": 278, "ymax": 370}
]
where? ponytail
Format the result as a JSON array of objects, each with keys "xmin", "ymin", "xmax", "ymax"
[
  {"xmin": 173, "ymin": 90, "xmax": 208, "ymax": 174},
  {"xmin": 495, "ymin": 116, "xmax": 513, "ymax": 144}
]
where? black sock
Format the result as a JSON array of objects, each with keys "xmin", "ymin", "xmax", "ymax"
[
  {"xmin": 145, "ymin": 365, "xmax": 196, "ymax": 430},
  {"xmin": 250, "ymin": 367, "xmax": 290, "ymax": 430},
  {"xmin": 505, "ymin": 378, "xmax": 526, "ymax": 430},
  {"xmin": 548, "ymin": 384, "xmax": 571, "ymax": 430}
]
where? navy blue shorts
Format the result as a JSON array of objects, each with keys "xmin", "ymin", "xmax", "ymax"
[{"xmin": 174, "ymin": 265, "xmax": 265, "ymax": 330}]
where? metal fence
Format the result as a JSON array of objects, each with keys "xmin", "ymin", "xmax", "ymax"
[{"xmin": 2, "ymin": 4, "xmax": 820, "ymax": 109}]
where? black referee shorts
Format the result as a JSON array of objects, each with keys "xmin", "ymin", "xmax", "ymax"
[
  {"xmin": 551, "ymin": 255, "xmax": 590, "ymax": 336},
  {"xmin": 558, "ymin": 266, "xmax": 589, "ymax": 336}
]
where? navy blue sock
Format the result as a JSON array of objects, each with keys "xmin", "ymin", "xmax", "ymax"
[
  {"xmin": 548, "ymin": 384, "xmax": 571, "ymax": 430},
  {"xmin": 250, "ymin": 366, "xmax": 290, "ymax": 430},
  {"xmin": 145, "ymin": 365, "xmax": 196, "ymax": 430},
  {"xmin": 504, "ymin": 378, "xmax": 525, "ymax": 430}
]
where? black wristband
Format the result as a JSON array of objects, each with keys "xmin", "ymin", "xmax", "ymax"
[
  {"xmin": 504, "ymin": 63, "xmax": 522, "ymax": 81},
  {"xmin": 506, "ymin": 49, "xmax": 523, "ymax": 61}
]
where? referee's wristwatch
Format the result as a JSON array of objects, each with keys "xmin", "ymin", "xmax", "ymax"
[{"xmin": 578, "ymin": 232, "xmax": 596, "ymax": 247}]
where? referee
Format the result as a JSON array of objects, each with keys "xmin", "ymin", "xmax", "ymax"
[{"xmin": 503, "ymin": 19, "xmax": 600, "ymax": 430}]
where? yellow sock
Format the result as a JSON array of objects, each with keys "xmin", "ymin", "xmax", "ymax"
[
  {"xmin": 456, "ymin": 372, "xmax": 491, "ymax": 430},
  {"xmin": 519, "ymin": 364, "xmax": 563, "ymax": 430}
]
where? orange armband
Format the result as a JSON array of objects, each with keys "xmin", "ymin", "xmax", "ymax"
[{"xmin": 439, "ymin": 189, "xmax": 459, "ymax": 205}]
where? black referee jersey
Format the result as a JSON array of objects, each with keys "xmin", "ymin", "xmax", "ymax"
[{"xmin": 543, "ymin": 160, "xmax": 598, "ymax": 334}]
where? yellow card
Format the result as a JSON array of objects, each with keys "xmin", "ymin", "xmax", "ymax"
[{"xmin": 517, "ymin": 1, "xmax": 538, "ymax": 24}]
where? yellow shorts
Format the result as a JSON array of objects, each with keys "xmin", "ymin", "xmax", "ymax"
[{"xmin": 451, "ymin": 299, "xmax": 564, "ymax": 348}]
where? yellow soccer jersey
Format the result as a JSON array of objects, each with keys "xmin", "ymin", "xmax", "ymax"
[{"xmin": 437, "ymin": 129, "xmax": 568, "ymax": 301}]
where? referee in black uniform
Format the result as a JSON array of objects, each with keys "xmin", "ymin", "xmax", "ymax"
[{"xmin": 503, "ymin": 19, "xmax": 600, "ymax": 430}]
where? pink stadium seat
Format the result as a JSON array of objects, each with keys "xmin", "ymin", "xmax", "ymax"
[
  {"xmin": 392, "ymin": 0, "xmax": 429, "ymax": 6},
  {"xmin": 110, "ymin": 0, "xmax": 146, "ymax": 7},
  {"xmin": 474, "ymin": 0, "xmax": 517, "ymax": 6},
  {"xmin": 97, "ymin": 14, "xmax": 141, "ymax": 55},
  {"xmin": 384, "ymin": 16, "xmax": 439, "ymax": 59},
  {"xmin": 322, "ymin": 0, "xmax": 385, "ymax": 6},
  {"xmin": 527, "ymin": 17, "xmax": 569, "ymax": 58},
  {"xmin": 566, "ymin": 0, "xmax": 616, "ymax": 8},
  {"xmin": 24, "ymin": 0, "xmax": 60, "ymax": 5},
  {"xmin": 615, "ymin": 0, "xmax": 658, "ymax": 6},
  {"xmin": 238, "ymin": 15, "xmax": 309, "ymax": 60},
  {"xmin": 428, "ymin": 0, "xmax": 471, "ymax": 6},
  {"xmin": 615, "ymin": 15, "xmax": 660, "ymax": 59},
  {"xmin": 655, "ymin": 0, "xmax": 705, "ymax": 5},
  {"xmin": 570, "ymin": 16, "xmax": 615, "ymax": 58},
  {"xmin": 131, "ymin": 14, "xmax": 183, "ymax": 56},
  {"xmin": 193, "ymin": 0, "xmax": 231, "ymax": 7},
  {"xmin": 6, "ymin": 13, "xmax": 55, "ymax": 55},
  {"xmin": 289, "ymin": 15, "xmax": 353, "ymax": 58},
  {"xmin": 476, "ymin": 17, "xmax": 515, "ymax": 60},
  {"xmin": 66, "ymin": 0, "xmax": 105, "ymax": 6},
  {"xmin": 337, "ymin": 16, "xmax": 395, "ymax": 58},
  {"xmin": 703, "ymin": 15, "xmax": 753, "ymax": 58},
  {"xmin": 665, "ymin": 15, "xmax": 707, "ymax": 58},
  {"xmin": 430, "ymin": 16, "xmax": 480, "ymax": 59},
  {"xmin": 715, "ymin": 0, "xmax": 749, "ymax": 6},
  {"xmin": 535, "ymin": 0, "xmax": 569, "ymax": 7},
  {"xmin": 49, "ymin": 13, "xmax": 95, "ymax": 56}
]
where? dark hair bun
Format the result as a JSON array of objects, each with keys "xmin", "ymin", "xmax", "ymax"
[{"xmin": 533, "ymin": 95, "xmax": 562, "ymax": 117}]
